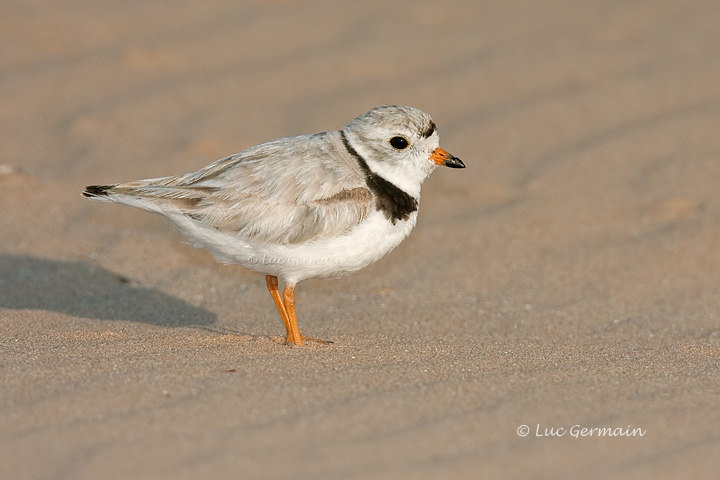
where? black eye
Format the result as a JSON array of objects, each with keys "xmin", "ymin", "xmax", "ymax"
[{"xmin": 389, "ymin": 136, "xmax": 409, "ymax": 150}]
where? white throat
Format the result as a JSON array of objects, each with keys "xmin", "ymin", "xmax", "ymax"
[{"xmin": 347, "ymin": 135, "xmax": 433, "ymax": 199}]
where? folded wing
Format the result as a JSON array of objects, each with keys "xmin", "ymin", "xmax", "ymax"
[{"xmin": 84, "ymin": 132, "xmax": 373, "ymax": 245}]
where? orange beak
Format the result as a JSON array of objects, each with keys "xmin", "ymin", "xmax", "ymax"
[{"xmin": 430, "ymin": 147, "xmax": 465, "ymax": 168}]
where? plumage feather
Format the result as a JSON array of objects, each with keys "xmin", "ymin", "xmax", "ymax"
[{"xmin": 84, "ymin": 131, "xmax": 373, "ymax": 245}]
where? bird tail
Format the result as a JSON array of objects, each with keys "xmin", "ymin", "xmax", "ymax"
[{"xmin": 82, "ymin": 179, "xmax": 214, "ymax": 217}]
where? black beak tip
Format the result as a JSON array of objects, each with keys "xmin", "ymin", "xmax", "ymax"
[{"xmin": 444, "ymin": 156, "xmax": 465, "ymax": 169}]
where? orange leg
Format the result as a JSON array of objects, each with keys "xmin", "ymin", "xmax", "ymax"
[
  {"xmin": 265, "ymin": 275, "xmax": 302, "ymax": 345},
  {"xmin": 265, "ymin": 276, "xmax": 291, "ymax": 342},
  {"xmin": 282, "ymin": 283, "xmax": 303, "ymax": 346},
  {"xmin": 265, "ymin": 276, "xmax": 331, "ymax": 345}
]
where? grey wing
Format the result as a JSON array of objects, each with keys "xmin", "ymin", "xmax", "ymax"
[{"xmin": 96, "ymin": 132, "xmax": 373, "ymax": 245}]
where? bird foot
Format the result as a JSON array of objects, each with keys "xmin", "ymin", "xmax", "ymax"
[{"xmin": 285, "ymin": 334, "xmax": 334, "ymax": 346}]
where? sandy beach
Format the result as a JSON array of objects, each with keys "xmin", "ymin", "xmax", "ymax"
[{"xmin": 2, "ymin": 1, "xmax": 720, "ymax": 479}]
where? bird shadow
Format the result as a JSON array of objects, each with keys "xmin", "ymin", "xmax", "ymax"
[{"xmin": 0, "ymin": 254, "xmax": 216, "ymax": 327}]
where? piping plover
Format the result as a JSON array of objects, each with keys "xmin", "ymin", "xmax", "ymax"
[{"xmin": 83, "ymin": 105, "xmax": 464, "ymax": 345}]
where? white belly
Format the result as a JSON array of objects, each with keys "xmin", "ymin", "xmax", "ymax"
[{"xmin": 170, "ymin": 209, "xmax": 418, "ymax": 283}]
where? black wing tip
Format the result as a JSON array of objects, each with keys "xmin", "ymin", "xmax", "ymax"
[{"xmin": 83, "ymin": 185, "xmax": 114, "ymax": 197}]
